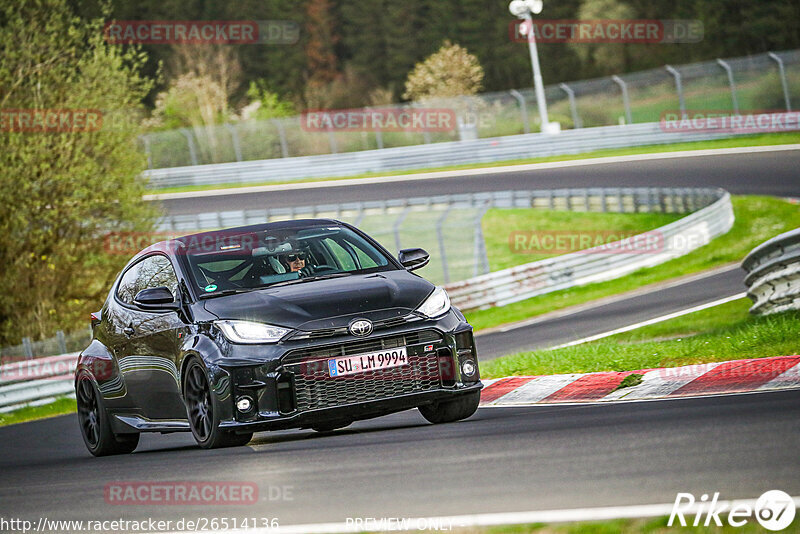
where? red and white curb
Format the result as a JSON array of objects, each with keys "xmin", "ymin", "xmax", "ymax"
[{"xmin": 479, "ymin": 355, "xmax": 800, "ymax": 406}]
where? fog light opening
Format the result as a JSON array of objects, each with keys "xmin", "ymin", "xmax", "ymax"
[
  {"xmin": 236, "ymin": 396, "xmax": 254, "ymax": 413},
  {"xmin": 461, "ymin": 360, "xmax": 477, "ymax": 378}
]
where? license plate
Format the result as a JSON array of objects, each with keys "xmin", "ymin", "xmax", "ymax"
[{"xmin": 327, "ymin": 347, "xmax": 408, "ymax": 377}]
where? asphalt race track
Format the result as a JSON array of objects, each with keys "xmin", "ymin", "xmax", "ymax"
[
  {"xmin": 475, "ymin": 266, "xmax": 746, "ymax": 360},
  {"xmin": 2, "ymin": 151, "xmax": 798, "ymax": 530},
  {"xmin": 157, "ymin": 149, "xmax": 800, "ymax": 215},
  {"xmin": 1, "ymin": 390, "xmax": 799, "ymax": 527}
]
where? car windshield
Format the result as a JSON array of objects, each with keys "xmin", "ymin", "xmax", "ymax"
[{"xmin": 182, "ymin": 224, "xmax": 395, "ymax": 297}]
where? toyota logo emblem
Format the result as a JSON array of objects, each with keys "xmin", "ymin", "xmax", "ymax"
[{"xmin": 348, "ymin": 319, "xmax": 373, "ymax": 337}]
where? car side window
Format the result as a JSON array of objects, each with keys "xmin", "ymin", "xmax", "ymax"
[{"xmin": 117, "ymin": 255, "xmax": 179, "ymax": 304}]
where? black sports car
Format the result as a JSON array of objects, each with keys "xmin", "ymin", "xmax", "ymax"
[{"xmin": 76, "ymin": 219, "xmax": 482, "ymax": 456}]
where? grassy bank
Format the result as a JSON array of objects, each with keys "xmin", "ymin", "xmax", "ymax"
[
  {"xmin": 464, "ymin": 514, "xmax": 798, "ymax": 533},
  {"xmin": 465, "ymin": 195, "xmax": 800, "ymax": 332},
  {"xmin": 480, "ymin": 298, "xmax": 799, "ymax": 379},
  {"xmin": 146, "ymin": 132, "xmax": 800, "ymax": 195},
  {"xmin": 0, "ymin": 397, "xmax": 76, "ymax": 427}
]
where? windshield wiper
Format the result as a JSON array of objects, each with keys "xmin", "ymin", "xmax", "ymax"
[
  {"xmin": 198, "ymin": 287, "xmax": 258, "ymax": 299},
  {"xmin": 268, "ymin": 272, "xmax": 351, "ymax": 288}
]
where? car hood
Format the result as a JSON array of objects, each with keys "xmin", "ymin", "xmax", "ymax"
[{"xmin": 201, "ymin": 269, "xmax": 435, "ymax": 330}]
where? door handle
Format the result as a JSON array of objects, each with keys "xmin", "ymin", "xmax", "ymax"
[{"xmin": 123, "ymin": 326, "xmax": 135, "ymax": 337}]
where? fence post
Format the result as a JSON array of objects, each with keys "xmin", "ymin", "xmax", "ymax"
[
  {"xmin": 509, "ymin": 89, "xmax": 530, "ymax": 134},
  {"xmin": 56, "ymin": 330, "xmax": 67, "ymax": 355},
  {"xmin": 353, "ymin": 203, "xmax": 365, "ymax": 227},
  {"xmin": 327, "ymin": 127, "xmax": 338, "ymax": 154},
  {"xmin": 473, "ymin": 202, "xmax": 492, "ymax": 277},
  {"xmin": 768, "ymin": 52, "xmax": 793, "ymax": 112},
  {"xmin": 716, "ymin": 58, "xmax": 739, "ymax": 114},
  {"xmin": 611, "ymin": 75, "xmax": 633, "ymax": 125},
  {"xmin": 558, "ymin": 83, "xmax": 582, "ymax": 129},
  {"xmin": 393, "ymin": 204, "xmax": 411, "ymax": 252},
  {"xmin": 225, "ymin": 124, "xmax": 243, "ymax": 162},
  {"xmin": 273, "ymin": 120, "xmax": 289, "ymax": 158},
  {"xmin": 179, "ymin": 128, "xmax": 199, "ymax": 165},
  {"xmin": 436, "ymin": 205, "xmax": 454, "ymax": 284},
  {"xmin": 139, "ymin": 135, "xmax": 153, "ymax": 169},
  {"xmin": 22, "ymin": 337, "xmax": 33, "ymax": 360},
  {"xmin": 665, "ymin": 66, "xmax": 687, "ymax": 118}
]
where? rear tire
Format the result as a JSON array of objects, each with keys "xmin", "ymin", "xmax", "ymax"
[
  {"xmin": 76, "ymin": 374, "xmax": 139, "ymax": 456},
  {"xmin": 184, "ymin": 359, "xmax": 253, "ymax": 449},
  {"xmin": 418, "ymin": 391, "xmax": 480, "ymax": 424}
]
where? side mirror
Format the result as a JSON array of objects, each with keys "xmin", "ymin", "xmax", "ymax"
[
  {"xmin": 398, "ymin": 248, "xmax": 430, "ymax": 271},
  {"xmin": 134, "ymin": 287, "xmax": 179, "ymax": 311}
]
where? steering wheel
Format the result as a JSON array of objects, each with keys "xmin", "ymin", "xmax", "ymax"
[{"xmin": 311, "ymin": 264, "xmax": 337, "ymax": 274}]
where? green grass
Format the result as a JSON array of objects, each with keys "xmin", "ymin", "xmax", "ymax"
[
  {"xmin": 146, "ymin": 132, "xmax": 800, "ymax": 195},
  {"xmin": 480, "ymin": 298, "xmax": 799, "ymax": 379},
  {"xmin": 0, "ymin": 396, "xmax": 76, "ymax": 427},
  {"xmin": 465, "ymin": 195, "xmax": 800, "ymax": 332},
  {"xmin": 482, "ymin": 209, "xmax": 682, "ymax": 271},
  {"xmin": 468, "ymin": 514, "xmax": 799, "ymax": 533}
]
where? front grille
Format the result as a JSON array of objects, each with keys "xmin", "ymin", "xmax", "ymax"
[
  {"xmin": 290, "ymin": 315, "xmax": 421, "ymax": 340},
  {"xmin": 281, "ymin": 330, "xmax": 443, "ymax": 412}
]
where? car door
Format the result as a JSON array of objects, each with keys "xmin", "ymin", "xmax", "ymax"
[{"xmin": 115, "ymin": 254, "xmax": 188, "ymax": 421}]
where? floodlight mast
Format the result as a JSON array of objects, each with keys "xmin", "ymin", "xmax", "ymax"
[{"xmin": 510, "ymin": 0, "xmax": 556, "ymax": 133}]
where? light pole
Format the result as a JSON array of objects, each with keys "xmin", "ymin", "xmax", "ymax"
[{"xmin": 509, "ymin": 0, "xmax": 559, "ymax": 134}]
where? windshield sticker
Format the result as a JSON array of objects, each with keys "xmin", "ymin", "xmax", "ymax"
[{"xmin": 204, "ymin": 284, "xmax": 218, "ymax": 292}]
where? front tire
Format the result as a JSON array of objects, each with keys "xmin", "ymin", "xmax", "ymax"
[
  {"xmin": 418, "ymin": 391, "xmax": 480, "ymax": 424},
  {"xmin": 184, "ymin": 359, "xmax": 253, "ymax": 449},
  {"xmin": 76, "ymin": 374, "xmax": 139, "ymax": 456}
]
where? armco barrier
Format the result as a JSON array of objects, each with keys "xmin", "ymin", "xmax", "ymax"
[
  {"xmin": 157, "ymin": 187, "xmax": 725, "ymax": 287},
  {"xmin": 142, "ymin": 118, "xmax": 800, "ymax": 189},
  {"xmin": 445, "ymin": 189, "xmax": 734, "ymax": 311},
  {"xmin": 742, "ymin": 228, "xmax": 800, "ymax": 315},
  {"xmin": 0, "ymin": 353, "xmax": 78, "ymax": 411}
]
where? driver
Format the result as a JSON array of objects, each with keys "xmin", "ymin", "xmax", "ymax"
[{"xmin": 280, "ymin": 251, "xmax": 307, "ymax": 274}]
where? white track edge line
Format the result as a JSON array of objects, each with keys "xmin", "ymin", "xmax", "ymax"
[
  {"xmin": 478, "ymin": 263, "xmax": 742, "ymax": 336},
  {"xmin": 164, "ymin": 496, "xmax": 800, "ymax": 533},
  {"xmin": 144, "ymin": 143, "xmax": 800, "ymax": 200},
  {"xmin": 548, "ymin": 292, "xmax": 748, "ymax": 350}
]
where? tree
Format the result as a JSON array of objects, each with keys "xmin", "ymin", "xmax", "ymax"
[
  {"xmin": 305, "ymin": 0, "xmax": 340, "ymax": 90},
  {"xmin": 572, "ymin": 0, "xmax": 637, "ymax": 75},
  {"xmin": 403, "ymin": 40, "xmax": 484, "ymax": 101},
  {"xmin": 0, "ymin": 0, "xmax": 157, "ymax": 344}
]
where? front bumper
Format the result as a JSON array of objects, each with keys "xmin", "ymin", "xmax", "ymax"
[
  {"xmin": 208, "ymin": 309, "xmax": 482, "ymax": 432},
  {"xmin": 219, "ymin": 384, "xmax": 483, "ymax": 433}
]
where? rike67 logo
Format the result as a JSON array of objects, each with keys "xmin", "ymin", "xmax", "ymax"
[{"xmin": 669, "ymin": 490, "xmax": 796, "ymax": 531}]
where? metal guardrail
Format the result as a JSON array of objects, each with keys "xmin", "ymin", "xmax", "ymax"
[
  {"xmin": 141, "ymin": 50, "xmax": 800, "ymax": 170},
  {"xmin": 742, "ymin": 228, "xmax": 800, "ymax": 315},
  {"xmin": 143, "ymin": 119, "xmax": 799, "ymax": 188},
  {"xmin": 0, "ymin": 353, "xmax": 77, "ymax": 411},
  {"xmin": 445, "ymin": 189, "xmax": 734, "ymax": 311},
  {"xmin": 158, "ymin": 187, "xmax": 724, "ymax": 287}
]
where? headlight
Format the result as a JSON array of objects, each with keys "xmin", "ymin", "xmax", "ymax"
[
  {"xmin": 214, "ymin": 320, "xmax": 290, "ymax": 344},
  {"xmin": 416, "ymin": 287, "xmax": 451, "ymax": 318}
]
